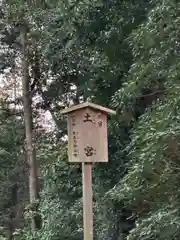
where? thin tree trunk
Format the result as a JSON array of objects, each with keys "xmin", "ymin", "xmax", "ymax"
[{"xmin": 20, "ymin": 25, "xmax": 39, "ymax": 230}]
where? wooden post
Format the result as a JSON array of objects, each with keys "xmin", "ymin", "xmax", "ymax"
[{"xmin": 82, "ymin": 163, "xmax": 93, "ymax": 240}]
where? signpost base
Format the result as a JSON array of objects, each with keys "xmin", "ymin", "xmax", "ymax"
[{"xmin": 82, "ymin": 162, "xmax": 93, "ymax": 240}]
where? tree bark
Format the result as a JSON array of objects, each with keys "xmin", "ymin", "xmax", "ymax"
[{"xmin": 20, "ymin": 25, "xmax": 39, "ymax": 230}]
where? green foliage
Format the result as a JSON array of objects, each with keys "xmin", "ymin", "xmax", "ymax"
[
  {"xmin": 110, "ymin": 1, "xmax": 180, "ymax": 239},
  {"xmin": 3, "ymin": 0, "xmax": 180, "ymax": 240},
  {"xmin": 13, "ymin": 228, "xmax": 38, "ymax": 240},
  {"xmin": 0, "ymin": 108, "xmax": 28, "ymax": 234},
  {"xmin": 35, "ymin": 1, "xmax": 154, "ymax": 239},
  {"xmin": 38, "ymin": 144, "xmax": 83, "ymax": 240}
]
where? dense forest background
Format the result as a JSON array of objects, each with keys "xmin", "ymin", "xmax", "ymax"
[{"xmin": 0, "ymin": 0, "xmax": 180, "ymax": 239}]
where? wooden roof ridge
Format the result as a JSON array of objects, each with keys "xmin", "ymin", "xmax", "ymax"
[{"xmin": 61, "ymin": 102, "xmax": 116, "ymax": 115}]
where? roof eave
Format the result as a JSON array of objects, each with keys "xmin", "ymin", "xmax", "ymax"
[{"xmin": 61, "ymin": 102, "xmax": 116, "ymax": 115}]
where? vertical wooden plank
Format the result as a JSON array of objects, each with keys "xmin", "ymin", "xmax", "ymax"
[{"xmin": 82, "ymin": 162, "xmax": 93, "ymax": 240}]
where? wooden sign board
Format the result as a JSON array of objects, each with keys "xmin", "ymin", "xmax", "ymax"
[{"xmin": 61, "ymin": 102, "xmax": 116, "ymax": 163}]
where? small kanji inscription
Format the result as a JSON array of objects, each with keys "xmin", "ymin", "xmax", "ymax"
[
  {"xmin": 73, "ymin": 147, "xmax": 79, "ymax": 157},
  {"xmin": 73, "ymin": 131, "xmax": 79, "ymax": 139},
  {"xmin": 72, "ymin": 130, "xmax": 79, "ymax": 157},
  {"xmin": 98, "ymin": 121, "xmax": 103, "ymax": 127},
  {"xmin": 72, "ymin": 115, "xmax": 76, "ymax": 126}
]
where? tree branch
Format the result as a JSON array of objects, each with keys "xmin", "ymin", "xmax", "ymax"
[{"xmin": 137, "ymin": 90, "xmax": 164, "ymax": 98}]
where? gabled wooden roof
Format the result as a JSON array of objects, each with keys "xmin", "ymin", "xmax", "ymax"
[{"xmin": 61, "ymin": 102, "xmax": 116, "ymax": 115}]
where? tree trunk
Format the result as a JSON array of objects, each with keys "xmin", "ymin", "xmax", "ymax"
[{"xmin": 20, "ymin": 25, "xmax": 39, "ymax": 230}]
